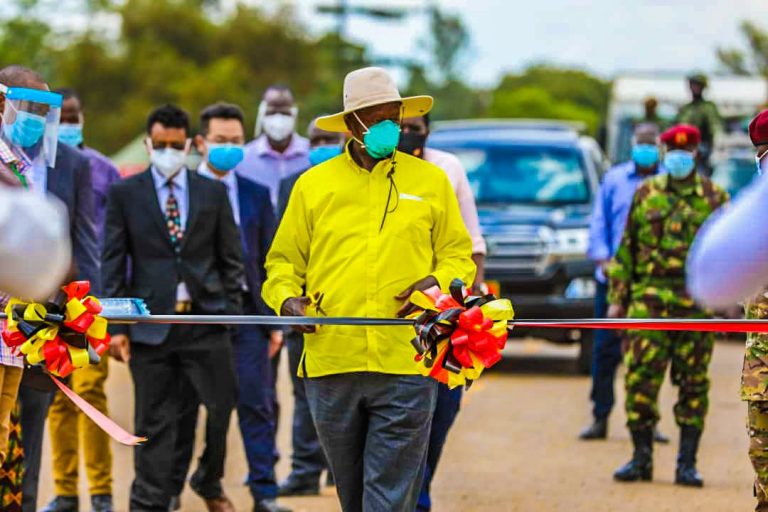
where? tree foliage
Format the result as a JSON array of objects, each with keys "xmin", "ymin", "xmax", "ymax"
[
  {"xmin": 0, "ymin": 0, "xmax": 370, "ymax": 153},
  {"xmin": 717, "ymin": 21, "xmax": 768, "ymax": 76}
]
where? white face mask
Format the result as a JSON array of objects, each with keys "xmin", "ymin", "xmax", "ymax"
[
  {"xmin": 262, "ymin": 113, "xmax": 296, "ymax": 142},
  {"xmin": 151, "ymin": 147, "xmax": 187, "ymax": 178}
]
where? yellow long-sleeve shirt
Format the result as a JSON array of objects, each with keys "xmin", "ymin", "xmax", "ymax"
[{"xmin": 263, "ymin": 148, "xmax": 475, "ymax": 377}]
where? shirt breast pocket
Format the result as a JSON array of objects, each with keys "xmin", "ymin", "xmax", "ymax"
[{"xmin": 390, "ymin": 198, "xmax": 432, "ymax": 243}]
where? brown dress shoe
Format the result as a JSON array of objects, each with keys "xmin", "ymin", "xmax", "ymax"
[{"xmin": 203, "ymin": 495, "xmax": 236, "ymax": 512}]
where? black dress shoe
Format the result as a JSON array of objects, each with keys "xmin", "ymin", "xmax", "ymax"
[
  {"xmin": 255, "ymin": 498, "xmax": 293, "ymax": 512},
  {"xmin": 579, "ymin": 418, "xmax": 608, "ymax": 440},
  {"xmin": 41, "ymin": 496, "xmax": 79, "ymax": 512},
  {"xmin": 91, "ymin": 494, "xmax": 114, "ymax": 512},
  {"xmin": 278, "ymin": 474, "xmax": 320, "ymax": 496}
]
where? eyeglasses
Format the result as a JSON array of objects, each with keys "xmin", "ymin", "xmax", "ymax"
[{"xmin": 148, "ymin": 140, "xmax": 188, "ymax": 151}]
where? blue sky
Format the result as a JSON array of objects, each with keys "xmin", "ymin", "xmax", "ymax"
[{"xmin": 289, "ymin": 0, "xmax": 768, "ymax": 86}]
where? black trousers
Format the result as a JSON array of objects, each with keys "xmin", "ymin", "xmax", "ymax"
[
  {"xmin": 18, "ymin": 385, "xmax": 54, "ymax": 512},
  {"xmin": 128, "ymin": 324, "xmax": 237, "ymax": 512}
]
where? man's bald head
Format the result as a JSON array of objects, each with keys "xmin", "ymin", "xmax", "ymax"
[
  {"xmin": 634, "ymin": 122, "xmax": 659, "ymax": 145},
  {"xmin": 0, "ymin": 65, "xmax": 47, "ymax": 90}
]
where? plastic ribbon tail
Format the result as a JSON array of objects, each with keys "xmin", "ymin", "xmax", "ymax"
[
  {"xmin": 410, "ymin": 279, "xmax": 514, "ymax": 389},
  {"xmin": 51, "ymin": 375, "xmax": 146, "ymax": 446},
  {"xmin": 1, "ymin": 281, "xmax": 110, "ymax": 377}
]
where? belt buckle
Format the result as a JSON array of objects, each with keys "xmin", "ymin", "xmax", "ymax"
[{"xmin": 175, "ymin": 301, "xmax": 192, "ymax": 314}]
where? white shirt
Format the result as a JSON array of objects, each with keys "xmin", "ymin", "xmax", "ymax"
[
  {"xmin": 150, "ymin": 166, "xmax": 191, "ymax": 301},
  {"xmin": 424, "ymin": 148, "xmax": 487, "ymax": 255}
]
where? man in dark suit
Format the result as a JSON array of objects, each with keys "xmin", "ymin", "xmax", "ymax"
[
  {"xmin": 102, "ymin": 104, "xmax": 243, "ymax": 512},
  {"xmin": 0, "ymin": 65, "xmax": 101, "ymax": 512},
  {"xmin": 169, "ymin": 103, "xmax": 289, "ymax": 512}
]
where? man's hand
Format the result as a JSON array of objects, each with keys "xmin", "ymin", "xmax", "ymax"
[
  {"xmin": 596, "ymin": 259, "xmax": 610, "ymax": 275},
  {"xmin": 269, "ymin": 330, "xmax": 284, "ymax": 359},
  {"xmin": 109, "ymin": 334, "xmax": 131, "ymax": 363},
  {"xmin": 395, "ymin": 275, "xmax": 439, "ymax": 317},
  {"xmin": 281, "ymin": 297, "xmax": 316, "ymax": 333},
  {"xmin": 606, "ymin": 304, "xmax": 626, "ymax": 319}
]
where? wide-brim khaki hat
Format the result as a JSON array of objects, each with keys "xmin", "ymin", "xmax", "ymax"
[{"xmin": 316, "ymin": 67, "xmax": 433, "ymax": 133}]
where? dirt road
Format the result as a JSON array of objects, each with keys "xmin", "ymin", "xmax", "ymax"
[{"xmin": 38, "ymin": 339, "xmax": 754, "ymax": 511}]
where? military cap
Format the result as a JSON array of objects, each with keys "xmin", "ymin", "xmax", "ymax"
[
  {"xmin": 660, "ymin": 124, "xmax": 701, "ymax": 148},
  {"xmin": 749, "ymin": 109, "xmax": 768, "ymax": 147},
  {"xmin": 688, "ymin": 72, "xmax": 708, "ymax": 87}
]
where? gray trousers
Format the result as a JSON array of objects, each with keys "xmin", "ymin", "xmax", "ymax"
[{"xmin": 305, "ymin": 372, "xmax": 437, "ymax": 512}]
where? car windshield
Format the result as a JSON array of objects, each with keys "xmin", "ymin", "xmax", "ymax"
[
  {"xmin": 441, "ymin": 145, "xmax": 590, "ymax": 205},
  {"xmin": 711, "ymin": 157, "xmax": 757, "ymax": 198}
]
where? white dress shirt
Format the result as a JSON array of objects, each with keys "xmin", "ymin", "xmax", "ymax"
[
  {"xmin": 151, "ymin": 166, "xmax": 191, "ymax": 301},
  {"xmin": 197, "ymin": 162, "xmax": 240, "ymax": 225}
]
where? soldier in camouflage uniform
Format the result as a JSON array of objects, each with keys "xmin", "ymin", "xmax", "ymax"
[
  {"xmin": 607, "ymin": 124, "xmax": 728, "ymax": 486},
  {"xmin": 742, "ymin": 111, "xmax": 768, "ymax": 512},
  {"xmin": 676, "ymin": 73, "xmax": 722, "ymax": 177}
]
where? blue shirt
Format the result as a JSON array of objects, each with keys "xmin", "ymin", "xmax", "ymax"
[
  {"xmin": 588, "ymin": 161, "xmax": 662, "ymax": 282},
  {"xmin": 197, "ymin": 163, "xmax": 240, "ymax": 225},
  {"xmin": 151, "ymin": 165, "xmax": 189, "ymax": 228}
]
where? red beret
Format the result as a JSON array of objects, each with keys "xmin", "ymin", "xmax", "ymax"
[
  {"xmin": 749, "ymin": 110, "xmax": 768, "ymax": 146},
  {"xmin": 660, "ymin": 124, "xmax": 701, "ymax": 148}
]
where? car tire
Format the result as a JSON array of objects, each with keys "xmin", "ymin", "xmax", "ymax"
[{"xmin": 576, "ymin": 332, "xmax": 593, "ymax": 375}]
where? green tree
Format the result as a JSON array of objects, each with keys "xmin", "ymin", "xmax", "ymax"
[
  {"xmin": 717, "ymin": 21, "xmax": 768, "ymax": 76},
  {"xmin": 0, "ymin": 0, "xmax": 373, "ymax": 154},
  {"xmin": 488, "ymin": 65, "xmax": 610, "ymax": 134}
]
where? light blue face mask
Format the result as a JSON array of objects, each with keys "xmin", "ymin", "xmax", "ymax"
[
  {"xmin": 58, "ymin": 123, "xmax": 83, "ymax": 147},
  {"xmin": 664, "ymin": 149, "xmax": 696, "ymax": 179},
  {"xmin": 354, "ymin": 113, "xmax": 401, "ymax": 159},
  {"xmin": 207, "ymin": 143, "xmax": 244, "ymax": 172},
  {"xmin": 3, "ymin": 110, "xmax": 46, "ymax": 148},
  {"xmin": 631, "ymin": 144, "xmax": 659, "ymax": 168},
  {"xmin": 309, "ymin": 145, "xmax": 342, "ymax": 166}
]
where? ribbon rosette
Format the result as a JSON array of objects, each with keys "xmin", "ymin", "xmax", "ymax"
[
  {"xmin": 1, "ymin": 281, "xmax": 110, "ymax": 377},
  {"xmin": 409, "ymin": 279, "xmax": 514, "ymax": 389}
]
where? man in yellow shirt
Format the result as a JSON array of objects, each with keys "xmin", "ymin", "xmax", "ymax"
[{"xmin": 262, "ymin": 67, "xmax": 474, "ymax": 512}]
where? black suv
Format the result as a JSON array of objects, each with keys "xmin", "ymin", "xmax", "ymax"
[{"xmin": 429, "ymin": 120, "xmax": 603, "ymax": 372}]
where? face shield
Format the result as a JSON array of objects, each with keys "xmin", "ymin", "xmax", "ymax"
[{"xmin": 0, "ymin": 84, "xmax": 62, "ymax": 169}]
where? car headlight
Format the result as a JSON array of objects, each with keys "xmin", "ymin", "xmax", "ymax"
[
  {"xmin": 549, "ymin": 228, "xmax": 590, "ymax": 257},
  {"xmin": 564, "ymin": 277, "xmax": 596, "ymax": 299}
]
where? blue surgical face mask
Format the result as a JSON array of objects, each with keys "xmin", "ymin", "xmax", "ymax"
[
  {"xmin": 664, "ymin": 149, "xmax": 696, "ymax": 179},
  {"xmin": 58, "ymin": 123, "xmax": 83, "ymax": 147},
  {"xmin": 309, "ymin": 145, "xmax": 342, "ymax": 166},
  {"xmin": 207, "ymin": 143, "xmax": 244, "ymax": 172},
  {"xmin": 631, "ymin": 144, "xmax": 659, "ymax": 168},
  {"xmin": 3, "ymin": 110, "xmax": 46, "ymax": 148},
  {"xmin": 354, "ymin": 113, "xmax": 401, "ymax": 159}
]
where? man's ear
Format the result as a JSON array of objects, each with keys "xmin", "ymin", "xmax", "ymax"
[{"xmin": 193, "ymin": 134, "xmax": 206, "ymax": 155}]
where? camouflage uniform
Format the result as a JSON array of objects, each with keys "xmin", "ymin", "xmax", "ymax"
[
  {"xmin": 743, "ymin": 294, "xmax": 768, "ymax": 511},
  {"xmin": 608, "ymin": 173, "xmax": 728, "ymax": 431},
  {"xmin": 676, "ymin": 100, "xmax": 722, "ymax": 175}
]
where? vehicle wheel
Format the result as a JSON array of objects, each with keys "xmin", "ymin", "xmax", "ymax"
[{"xmin": 576, "ymin": 332, "xmax": 593, "ymax": 375}]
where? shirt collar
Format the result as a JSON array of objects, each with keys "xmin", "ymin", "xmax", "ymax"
[
  {"xmin": 151, "ymin": 165, "xmax": 188, "ymax": 192},
  {"xmin": 342, "ymin": 139, "xmax": 395, "ymax": 176},
  {"xmin": 197, "ymin": 161, "xmax": 236, "ymax": 188},
  {"xmin": 0, "ymin": 138, "xmax": 31, "ymax": 174},
  {"xmin": 663, "ymin": 171, "xmax": 705, "ymax": 196},
  {"xmin": 254, "ymin": 133, "xmax": 309, "ymax": 159}
]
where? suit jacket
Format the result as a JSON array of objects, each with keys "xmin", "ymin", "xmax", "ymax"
[
  {"xmin": 102, "ymin": 167, "xmax": 244, "ymax": 345},
  {"xmin": 48, "ymin": 143, "xmax": 100, "ymax": 294},
  {"xmin": 235, "ymin": 175, "xmax": 276, "ymax": 315},
  {"xmin": 277, "ymin": 169, "xmax": 305, "ymax": 220}
]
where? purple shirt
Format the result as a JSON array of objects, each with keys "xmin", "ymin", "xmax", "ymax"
[
  {"xmin": 237, "ymin": 134, "xmax": 310, "ymax": 209},
  {"xmin": 588, "ymin": 160, "xmax": 662, "ymax": 282},
  {"xmin": 80, "ymin": 146, "xmax": 121, "ymax": 238}
]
